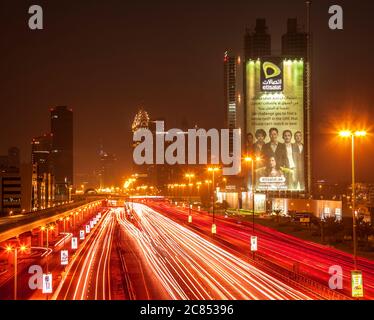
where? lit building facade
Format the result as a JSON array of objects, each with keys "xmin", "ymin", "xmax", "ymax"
[
  {"xmin": 50, "ymin": 106, "xmax": 73, "ymax": 201},
  {"xmin": 31, "ymin": 134, "xmax": 54, "ymax": 210}
]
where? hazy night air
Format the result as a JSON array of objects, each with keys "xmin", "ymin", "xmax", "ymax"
[
  {"xmin": 0, "ymin": 0, "xmax": 374, "ymax": 307},
  {"xmin": 0, "ymin": 0, "xmax": 373, "ymax": 183}
]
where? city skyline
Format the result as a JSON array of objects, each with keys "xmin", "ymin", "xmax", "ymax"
[
  {"xmin": 1, "ymin": 1, "xmax": 373, "ymax": 184},
  {"xmin": 0, "ymin": 0, "xmax": 373, "ymax": 304}
]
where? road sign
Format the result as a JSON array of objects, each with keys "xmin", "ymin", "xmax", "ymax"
[
  {"xmin": 42, "ymin": 274, "xmax": 53, "ymax": 294},
  {"xmin": 61, "ymin": 250, "xmax": 69, "ymax": 265},
  {"xmin": 90, "ymin": 220, "xmax": 94, "ymax": 228},
  {"xmin": 251, "ymin": 236, "xmax": 258, "ymax": 252},
  {"xmin": 211, "ymin": 224, "xmax": 217, "ymax": 234},
  {"xmin": 86, "ymin": 224, "xmax": 90, "ymax": 234},
  {"xmin": 80, "ymin": 230, "xmax": 85, "ymax": 240},
  {"xmin": 351, "ymin": 270, "xmax": 364, "ymax": 298},
  {"xmin": 71, "ymin": 237, "xmax": 78, "ymax": 250}
]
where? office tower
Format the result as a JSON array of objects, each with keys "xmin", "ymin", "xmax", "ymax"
[
  {"xmin": 282, "ymin": 17, "xmax": 311, "ymax": 194},
  {"xmin": 98, "ymin": 147, "xmax": 118, "ymax": 189},
  {"xmin": 132, "ymin": 108, "xmax": 151, "ymax": 179},
  {"xmin": 50, "ymin": 106, "xmax": 73, "ymax": 201},
  {"xmin": 243, "ymin": 17, "xmax": 312, "ymax": 196},
  {"xmin": 0, "ymin": 147, "xmax": 21, "ymax": 216},
  {"xmin": 243, "ymin": 19, "xmax": 271, "ymax": 147},
  {"xmin": 31, "ymin": 133, "xmax": 54, "ymax": 210},
  {"xmin": 282, "ymin": 18, "xmax": 308, "ymax": 59},
  {"xmin": 224, "ymin": 51, "xmax": 243, "ymax": 156},
  {"xmin": 244, "ymin": 19, "xmax": 271, "ymax": 61}
]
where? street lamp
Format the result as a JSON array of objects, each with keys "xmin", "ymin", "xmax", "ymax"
[
  {"xmin": 208, "ymin": 167, "xmax": 220, "ymax": 234},
  {"xmin": 6, "ymin": 244, "xmax": 27, "ymax": 300},
  {"xmin": 339, "ymin": 130, "xmax": 367, "ymax": 272},
  {"xmin": 244, "ymin": 156, "xmax": 261, "ymax": 233},
  {"xmin": 185, "ymin": 173, "xmax": 195, "ymax": 223}
]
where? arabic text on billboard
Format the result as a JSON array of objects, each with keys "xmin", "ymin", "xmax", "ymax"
[{"xmin": 246, "ymin": 58, "xmax": 305, "ymax": 191}]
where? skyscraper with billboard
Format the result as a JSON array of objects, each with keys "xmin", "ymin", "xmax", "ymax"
[{"xmin": 244, "ymin": 18, "xmax": 311, "ymax": 195}]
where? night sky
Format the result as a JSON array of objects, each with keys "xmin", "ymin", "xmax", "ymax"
[{"xmin": 1, "ymin": 0, "xmax": 373, "ymax": 184}]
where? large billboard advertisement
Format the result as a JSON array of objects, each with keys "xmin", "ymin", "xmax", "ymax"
[{"xmin": 246, "ymin": 58, "xmax": 305, "ymax": 191}]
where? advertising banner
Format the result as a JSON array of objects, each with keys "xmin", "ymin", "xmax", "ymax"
[
  {"xmin": 250, "ymin": 236, "xmax": 258, "ymax": 252},
  {"xmin": 71, "ymin": 237, "xmax": 78, "ymax": 250},
  {"xmin": 351, "ymin": 270, "xmax": 364, "ymax": 298},
  {"xmin": 61, "ymin": 250, "xmax": 69, "ymax": 266},
  {"xmin": 42, "ymin": 274, "xmax": 53, "ymax": 294},
  {"xmin": 246, "ymin": 58, "xmax": 305, "ymax": 191}
]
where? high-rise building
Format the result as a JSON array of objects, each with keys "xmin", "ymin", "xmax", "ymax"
[
  {"xmin": 224, "ymin": 52, "xmax": 242, "ymax": 156},
  {"xmin": 243, "ymin": 17, "xmax": 312, "ymax": 196},
  {"xmin": 244, "ymin": 19, "xmax": 271, "ymax": 61},
  {"xmin": 98, "ymin": 147, "xmax": 118, "ymax": 189},
  {"xmin": 31, "ymin": 133, "xmax": 54, "ymax": 210},
  {"xmin": 282, "ymin": 18, "xmax": 308, "ymax": 59},
  {"xmin": 132, "ymin": 108, "xmax": 151, "ymax": 179},
  {"xmin": 282, "ymin": 17, "xmax": 311, "ymax": 194},
  {"xmin": 50, "ymin": 106, "xmax": 73, "ymax": 201},
  {"xmin": 243, "ymin": 19, "xmax": 271, "ymax": 146},
  {"xmin": 0, "ymin": 147, "xmax": 21, "ymax": 216}
]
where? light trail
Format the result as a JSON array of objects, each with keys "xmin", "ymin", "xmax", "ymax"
[
  {"xmin": 151, "ymin": 203, "xmax": 374, "ymax": 299},
  {"xmin": 118, "ymin": 203, "xmax": 314, "ymax": 300},
  {"xmin": 53, "ymin": 209, "xmax": 114, "ymax": 300}
]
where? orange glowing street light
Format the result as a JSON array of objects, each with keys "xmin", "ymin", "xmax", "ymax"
[
  {"xmin": 338, "ymin": 129, "xmax": 367, "ymax": 297},
  {"xmin": 207, "ymin": 167, "xmax": 220, "ymax": 234},
  {"xmin": 185, "ymin": 173, "xmax": 195, "ymax": 223},
  {"xmin": 6, "ymin": 244, "xmax": 28, "ymax": 300},
  {"xmin": 244, "ymin": 156, "xmax": 262, "ymax": 233}
]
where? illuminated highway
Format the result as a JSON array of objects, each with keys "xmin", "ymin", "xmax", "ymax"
[
  {"xmin": 54, "ymin": 209, "xmax": 114, "ymax": 300},
  {"xmin": 118, "ymin": 203, "xmax": 316, "ymax": 300},
  {"xmin": 1, "ymin": 201, "xmax": 370, "ymax": 300},
  {"xmin": 147, "ymin": 202, "xmax": 374, "ymax": 299}
]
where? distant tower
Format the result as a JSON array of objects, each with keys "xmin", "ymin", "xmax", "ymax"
[
  {"xmin": 244, "ymin": 19, "xmax": 271, "ymax": 61},
  {"xmin": 31, "ymin": 134, "xmax": 54, "ymax": 210},
  {"xmin": 224, "ymin": 51, "xmax": 242, "ymax": 156},
  {"xmin": 132, "ymin": 108, "xmax": 151, "ymax": 176},
  {"xmin": 243, "ymin": 19, "xmax": 271, "ymax": 141},
  {"xmin": 132, "ymin": 108, "xmax": 150, "ymax": 133},
  {"xmin": 7, "ymin": 147, "xmax": 20, "ymax": 169},
  {"xmin": 281, "ymin": 18, "xmax": 307, "ymax": 59},
  {"xmin": 98, "ymin": 148, "xmax": 118, "ymax": 189},
  {"xmin": 50, "ymin": 106, "xmax": 73, "ymax": 201}
]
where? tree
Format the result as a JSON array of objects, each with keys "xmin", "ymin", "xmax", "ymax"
[
  {"xmin": 311, "ymin": 216, "xmax": 344, "ymax": 244},
  {"xmin": 273, "ymin": 209, "xmax": 282, "ymax": 224},
  {"xmin": 323, "ymin": 217, "xmax": 344, "ymax": 243},
  {"xmin": 357, "ymin": 217, "xmax": 374, "ymax": 248}
]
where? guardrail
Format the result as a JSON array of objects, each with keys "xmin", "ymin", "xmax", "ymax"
[
  {"xmin": 251, "ymin": 251, "xmax": 351, "ymax": 300},
  {"xmin": 0, "ymin": 199, "xmax": 104, "ymax": 243}
]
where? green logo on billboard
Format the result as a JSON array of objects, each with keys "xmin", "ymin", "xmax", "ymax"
[{"xmin": 262, "ymin": 62, "xmax": 281, "ymax": 79}]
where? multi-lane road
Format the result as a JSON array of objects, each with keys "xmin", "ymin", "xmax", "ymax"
[
  {"xmin": 1, "ymin": 201, "xmax": 372, "ymax": 300},
  {"xmin": 117, "ymin": 203, "xmax": 316, "ymax": 300},
  {"xmin": 146, "ymin": 201, "xmax": 374, "ymax": 299}
]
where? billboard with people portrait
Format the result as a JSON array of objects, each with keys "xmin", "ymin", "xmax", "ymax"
[{"xmin": 246, "ymin": 57, "xmax": 305, "ymax": 191}]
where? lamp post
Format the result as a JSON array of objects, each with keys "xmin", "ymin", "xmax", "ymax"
[
  {"xmin": 245, "ymin": 156, "xmax": 261, "ymax": 233},
  {"xmin": 208, "ymin": 167, "xmax": 220, "ymax": 234},
  {"xmin": 6, "ymin": 244, "xmax": 27, "ymax": 300},
  {"xmin": 339, "ymin": 130, "xmax": 367, "ymax": 271},
  {"xmin": 185, "ymin": 173, "xmax": 195, "ymax": 223}
]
